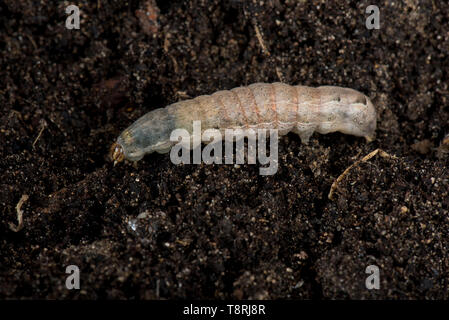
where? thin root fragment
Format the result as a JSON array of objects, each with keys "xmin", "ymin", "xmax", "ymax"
[
  {"xmin": 328, "ymin": 149, "xmax": 397, "ymax": 200},
  {"xmin": 275, "ymin": 66, "xmax": 285, "ymax": 83},
  {"xmin": 9, "ymin": 194, "xmax": 29, "ymax": 232},
  {"xmin": 32, "ymin": 119, "xmax": 47, "ymax": 148},
  {"xmin": 253, "ymin": 19, "xmax": 270, "ymax": 56}
]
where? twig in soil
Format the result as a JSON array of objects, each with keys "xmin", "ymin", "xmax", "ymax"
[
  {"xmin": 328, "ymin": 149, "xmax": 397, "ymax": 200},
  {"xmin": 32, "ymin": 119, "xmax": 47, "ymax": 148},
  {"xmin": 252, "ymin": 19, "xmax": 286, "ymax": 82},
  {"xmin": 275, "ymin": 65, "xmax": 285, "ymax": 83},
  {"xmin": 25, "ymin": 34, "xmax": 37, "ymax": 51},
  {"xmin": 252, "ymin": 19, "xmax": 270, "ymax": 56},
  {"xmin": 9, "ymin": 194, "xmax": 29, "ymax": 232}
]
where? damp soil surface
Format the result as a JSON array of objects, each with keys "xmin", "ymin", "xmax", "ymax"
[{"xmin": 1, "ymin": 0, "xmax": 448, "ymax": 299}]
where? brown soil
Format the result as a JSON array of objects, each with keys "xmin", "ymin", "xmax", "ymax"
[{"xmin": 1, "ymin": 0, "xmax": 448, "ymax": 299}]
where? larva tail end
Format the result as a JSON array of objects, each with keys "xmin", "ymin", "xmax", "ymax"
[{"xmin": 110, "ymin": 142, "xmax": 125, "ymax": 165}]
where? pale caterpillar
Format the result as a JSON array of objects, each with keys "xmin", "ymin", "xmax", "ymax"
[{"xmin": 110, "ymin": 82, "xmax": 377, "ymax": 164}]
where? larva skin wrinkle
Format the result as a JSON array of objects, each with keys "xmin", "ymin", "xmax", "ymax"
[{"xmin": 110, "ymin": 83, "xmax": 377, "ymax": 164}]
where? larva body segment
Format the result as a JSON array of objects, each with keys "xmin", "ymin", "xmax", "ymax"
[{"xmin": 111, "ymin": 83, "xmax": 377, "ymax": 163}]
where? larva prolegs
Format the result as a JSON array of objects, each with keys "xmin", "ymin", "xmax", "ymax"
[{"xmin": 293, "ymin": 125, "xmax": 316, "ymax": 144}]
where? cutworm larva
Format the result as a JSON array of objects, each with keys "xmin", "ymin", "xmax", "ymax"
[{"xmin": 110, "ymin": 82, "xmax": 377, "ymax": 163}]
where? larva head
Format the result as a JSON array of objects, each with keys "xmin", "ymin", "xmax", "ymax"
[
  {"xmin": 111, "ymin": 128, "xmax": 147, "ymax": 163},
  {"xmin": 110, "ymin": 142, "xmax": 125, "ymax": 165}
]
